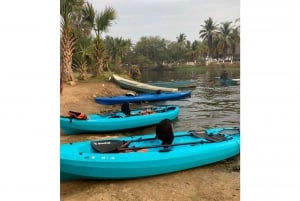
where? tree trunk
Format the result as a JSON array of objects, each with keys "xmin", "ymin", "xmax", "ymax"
[
  {"xmin": 61, "ymin": 32, "xmax": 76, "ymax": 81},
  {"xmin": 93, "ymin": 38, "xmax": 105, "ymax": 77},
  {"xmin": 60, "ymin": 63, "xmax": 63, "ymax": 95},
  {"xmin": 79, "ymin": 63, "xmax": 88, "ymax": 80},
  {"xmin": 96, "ymin": 58, "xmax": 104, "ymax": 77}
]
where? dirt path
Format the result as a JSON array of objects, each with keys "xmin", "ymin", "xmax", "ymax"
[{"xmin": 60, "ymin": 80, "xmax": 240, "ymax": 201}]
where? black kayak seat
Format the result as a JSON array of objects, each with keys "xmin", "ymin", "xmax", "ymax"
[
  {"xmin": 91, "ymin": 140, "xmax": 124, "ymax": 153},
  {"xmin": 121, "ymin": 102, "xmax": 131, "ymax": 116}
]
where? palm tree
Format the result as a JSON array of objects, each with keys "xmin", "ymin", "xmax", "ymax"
[
  {"xmin": 73, "ymin": 36, "xmax": 93, "ymax": 80},
  {"xmin": 105, "ymin": 36, "xmax": 132, "ymax": 71},
  {"xmin": 218, "ymin": 21, "xmax": 234, "ymax": 62},
  {"xmin": 80, "ymin": 2, "xmax": 95, "ymax": 36},
  {"xmin": 114, "ymin": 38, "xmax": 132, "ymax": 68},
  {"xmin": 175, "ymin": 33, "xmax": 188, "ymax": 63},
  {"xmin": 176, "ymin": 33, "xmax": 186, "ymax": 45},
  {"xmin": 230, "ymin": 18, "xmax": 240, "ymax": 61},
  {"xmin": 199, "ymin": 17, "xmax": 218, "ymax": 62},
  {"xmin": 92, "ymin": 7, "xmax": 116, "ymax": 77},
  {"xmin": 60, "ymin": 0, "xmax": 78, "ymax": 81}
]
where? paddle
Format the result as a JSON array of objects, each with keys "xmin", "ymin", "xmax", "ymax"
[
  {"xmin": 118, "ymin": 128, "xmax": 240, "ymax": 152},
  {"xmin": 91, "ymin": 132, "xmax": 193, "ymax": 153},
  {"xmin": 118, "ymin": 127, "xmax": 240, "ymax": 152},
  {"xmin": 91, "ymin": 128, "xmax": 240, "ymax": 153},
  {"xmin": 118, "ymin": 138, "xmax": 223, "ymax": 152}
]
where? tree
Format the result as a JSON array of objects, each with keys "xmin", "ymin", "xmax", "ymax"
[
  {"xmin": 73, "ymin": 36, "xmax": 93, "ymax": 80},
  {"xmin": 105, "ymin": 36, "xmax": 132, "ymax": 71},
  {"xmin": 71, "ymin": 1, "xmax": 95, "ymax": 80},
  {"xmin": 230, "ymin": 18, "xmax": 240, "ymax": 61},
  {"xmin": 176, "ymin": 33, "xmax": 188, "ymax": 63},
  {"xmin": 190, "ymin": 40, "xmax": 207, "ymax": 64},
  {"xmin": 176, "ymin": 33, "xmax": 186, "ymax": 45},
  {"xmin": 134, "ymin": 36, "xmax": 168, "ymax": 68},
  {"xmin": 60, "ymin": 0, "xmax": 79, "ymax": 81},
  {"xmin": 217, "ymin": 21, "xmax": 234, "ymax": 61},
  {"xmin": 199, "ymin": 17, "xmax": 218, "ymax": 62},
  {"xmin": 92, "ymin": 7, "xmax": 116, "ymax": 77}
]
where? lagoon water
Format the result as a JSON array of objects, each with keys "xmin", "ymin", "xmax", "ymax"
[{"xmin": 131, "ymin": 67, "xmax": 240, "ymax": 134}]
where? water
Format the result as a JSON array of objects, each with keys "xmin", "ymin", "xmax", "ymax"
[{"xmin": 135, "ymin": 67, "xmax": 240, "ymax": 133}]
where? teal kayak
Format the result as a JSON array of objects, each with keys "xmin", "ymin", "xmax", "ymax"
[
  {"xmin": 147, "ymin": 80, "xmax": 196, "ymax": 89},
  {"xmin": 60, "ymin": 127, "xmax": 240, "ymax": 181},
  {"xmin": 218, "ymin": 78, "xmax": 240, "ymax": 86},
  {"xmin": 60, "ymin": 105, "xmax": 180, "ymax": 135}
]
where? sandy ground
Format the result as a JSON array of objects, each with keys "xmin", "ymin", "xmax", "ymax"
[{"xmin": 60, "ymin": 80, "xmax": 240, "ymax": 201}]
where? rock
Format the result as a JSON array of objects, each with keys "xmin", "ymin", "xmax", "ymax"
[{"xmin": 68, "ymin": 81, "xmax": 76, "ymax": 86}]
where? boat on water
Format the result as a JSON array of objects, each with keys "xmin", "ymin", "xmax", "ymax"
[
  {"xmin": 94, "ymin": 90, "xmax": 191, "ymax": 105},
  {"xmin": 220, "ymin": 78, "xmax": 240, "ymax": 86},
  {"xmin": 111, "ymin": 74, "xmax": 178, "ymax": 93},
  {"xmin": 60, "ymin": 105, "xmax": 180, "ymax": 134},
  {"xmin": 60, "ymin": 127, "xmax": 240, "ymax": 181},
  {"xmin": 216, "ymin": 77, "xmax": 240, "ymax": 86},
  {"xmin": 147, "ymin": 80, "xmax": 196, "ymax": 89}
]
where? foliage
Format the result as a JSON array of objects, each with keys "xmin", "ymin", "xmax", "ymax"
[
  {"xmin": 129, "ymin": 65, "xmax": 141, "ymax": 79},
  {"xmin": 92, "ymin": 6, "xmax": 116, "ymax": 77},
  {"xmin": 134, "ymin": 36, "xmax": 168, "ymax": 68},
  {"xmin": 104, "ymin": 36, "xmax": 132, "ymax": 71},
  {"xmin": 73, "ymin": 36, "xmax": 93, "ymax": 80},
  {"xmin": 199, "ymin": 17, "xmax": 219, "ymax": 59}
]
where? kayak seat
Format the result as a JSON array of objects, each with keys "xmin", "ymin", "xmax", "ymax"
[
  {"xmin": 121, "ymin": 102, "xmax": 131, "ymax": 116},
  {"xmin": 155, "ymin": 119, "xmax": 174, "ymax": 145},
  {"xmin": 91, "ymin": 140, "xmax": 125, "ymax": 153}
]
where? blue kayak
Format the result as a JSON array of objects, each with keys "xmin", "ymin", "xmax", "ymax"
[
  {"xmin": 60, "ymin": 127, "xmax": 240, "ymax": 181},
  {"xmin": 94, "ymin": 90, "xmax": 191, "ymax": 105},
  {"xmin": 60, "ymin": 105, "xmax": 180, "ymax": 135}
]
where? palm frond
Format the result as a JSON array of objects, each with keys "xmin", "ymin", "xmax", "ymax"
[{"xmin": 94, "ymin": 6, "xmax": 116, "ymax": 37}]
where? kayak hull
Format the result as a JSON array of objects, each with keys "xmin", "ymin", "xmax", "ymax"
[
  {"xmin": 60, "ymin": 127, "xmax": 240, "ymax": 180},
  {"xmin": 60, "ymin": 105, "xmax": 180, "ymax": 134},
  {"xmin": 94, "ymin": 91, "xmax": 191, "ymax": 105}
]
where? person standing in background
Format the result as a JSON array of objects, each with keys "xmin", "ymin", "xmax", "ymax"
[{"xmin": 220, "ymin": 70, "xmax": 228, "ymax": 79}]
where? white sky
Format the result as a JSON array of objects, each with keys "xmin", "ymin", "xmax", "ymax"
[{"xmin": 87, "ymin": 0, "xmax": 240, "ymax": 43}]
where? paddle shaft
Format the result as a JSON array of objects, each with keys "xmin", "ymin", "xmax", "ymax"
[
  {"xmin": 128, "ymin": 132, "xmax": 202, "ymax": 143},
  {"xmin": 118, "ymin": 138, "xmax": 218, "ymax": 152}
]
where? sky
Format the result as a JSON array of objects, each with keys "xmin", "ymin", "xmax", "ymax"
[{"xmin": 87, "ymin": 0, "xmax": 240, "ymax": 43}]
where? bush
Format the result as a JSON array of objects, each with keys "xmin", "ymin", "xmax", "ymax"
[{"xmin": 129, "ymin": 65, "xmax": 141, "ymax": 79}]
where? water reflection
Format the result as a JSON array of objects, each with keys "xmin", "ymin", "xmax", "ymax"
[{"xmin": 138, "ymin": 67, "xmax": 240, "ymax": 132}]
